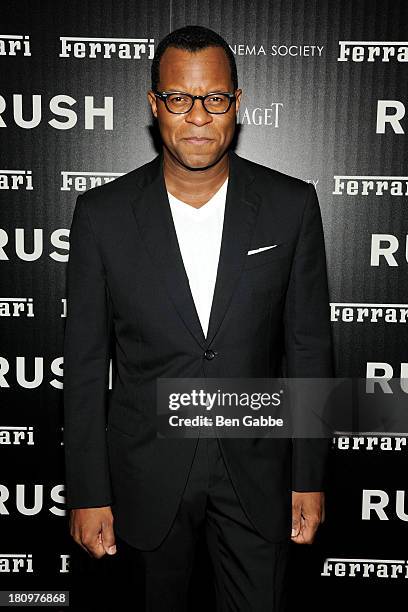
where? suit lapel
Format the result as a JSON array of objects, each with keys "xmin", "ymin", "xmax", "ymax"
[
  {"xmin": 130, "ymin": 149, "xmax": 261, "ymax": 349},
  {"xmin": 205, "ymin": 151, "xmax": 260, "ymax": 345}
]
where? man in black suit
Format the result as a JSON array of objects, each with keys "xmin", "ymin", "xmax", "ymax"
[{"xmin": 64, "ymin": 25, "xmax": 333, "ymax": 611}]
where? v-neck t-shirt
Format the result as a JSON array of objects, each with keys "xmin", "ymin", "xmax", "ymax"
[{"xmin": 167, "ymin": 177, "xmax": 228, "ymax": 338}]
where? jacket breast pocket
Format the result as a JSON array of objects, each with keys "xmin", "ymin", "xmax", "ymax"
[{"xmin": 243, "ymin": 242, "xmax": 292, "ymax": 271}]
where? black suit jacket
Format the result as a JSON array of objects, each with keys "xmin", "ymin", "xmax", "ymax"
[{"xmin": 63, "ymin": 149, "xmax": 334, "ymax": 550}]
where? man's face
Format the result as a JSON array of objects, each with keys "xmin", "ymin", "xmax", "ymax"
[{"xmin": 147, "ymin": 46, "xmax": 242, "ymax": 170}]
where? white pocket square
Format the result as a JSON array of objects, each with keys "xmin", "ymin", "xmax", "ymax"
[{"xmin": 247, "ymin": 244, "xmax": 279, "ymax": 256}]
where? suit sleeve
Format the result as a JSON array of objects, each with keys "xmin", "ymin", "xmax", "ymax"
[
  {"xmin": 63, "ymin": 194, "xmax": 113, "ymax": 509},
  {"xmin": 283, "ymin": 183, "xmax": 334, "ymax": 491}
]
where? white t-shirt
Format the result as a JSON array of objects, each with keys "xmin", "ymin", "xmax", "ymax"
[{"xmin": 167, "ymin": 177, "xmax": 228, "ymax": 338}]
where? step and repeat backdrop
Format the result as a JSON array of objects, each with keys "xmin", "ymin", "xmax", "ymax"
[{"xmin": 1, "ymin": 0, "xmax": 407, "ymax": 609}]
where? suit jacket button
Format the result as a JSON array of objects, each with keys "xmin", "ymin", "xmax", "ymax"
[{"xmin": 204, "ymin": 349, "xmax": 216, "ymax": 360}]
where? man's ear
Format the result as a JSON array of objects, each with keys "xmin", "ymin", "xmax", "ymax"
[
  {"xmin": 147, "ymin": 90, "xmax": 158, "ymax": 118},
  {"xmin": 235, "ymin": 89, "xmax": 243, "ymax": 115}
]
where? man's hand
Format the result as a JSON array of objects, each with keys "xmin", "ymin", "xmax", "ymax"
[
  {"xmin": 291, "ymin": 491, "xmax": 325, "ymax": 544},
  {"xmin": 69, "ymin": 506, "xmax": 116, "ymax": 558}
]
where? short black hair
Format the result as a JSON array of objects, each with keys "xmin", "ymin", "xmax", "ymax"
[{"xmin": 151, "ymin": 25, "xmax": 238, "ymax": 92}]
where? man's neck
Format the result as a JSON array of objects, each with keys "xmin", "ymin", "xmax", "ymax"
[{"xmin": 163, "ymin": 148, "xmax": 229, "ymax": 209}]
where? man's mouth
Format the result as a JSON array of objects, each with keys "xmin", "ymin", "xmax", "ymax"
[{"xmin": 183, "ymin": 137, "xmax": 213, "ymax": 144}]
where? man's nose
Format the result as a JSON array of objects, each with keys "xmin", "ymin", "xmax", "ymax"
[{"xmin": 185, "ymin": 98, "xmax": 213, "ymax": 125}]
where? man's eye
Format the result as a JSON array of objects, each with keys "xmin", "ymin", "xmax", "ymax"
[{"xmin": 169, "ymin": 95, "xmax": 188, "ymax": 103}]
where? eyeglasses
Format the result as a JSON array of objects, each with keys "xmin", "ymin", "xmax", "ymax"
[{"xmin": 153, "ymin": 91, "xmax": 237, "ymax": 114}]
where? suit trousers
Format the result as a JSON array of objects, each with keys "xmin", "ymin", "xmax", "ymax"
[{"xmin": 111, "ymin": 435, "xmax": 291, "ymax": 611}]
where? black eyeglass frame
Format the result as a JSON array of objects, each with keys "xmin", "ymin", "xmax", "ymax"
[{"xmin": 153, "ymin": 90, "xmax": 237, "ymax": 114}]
